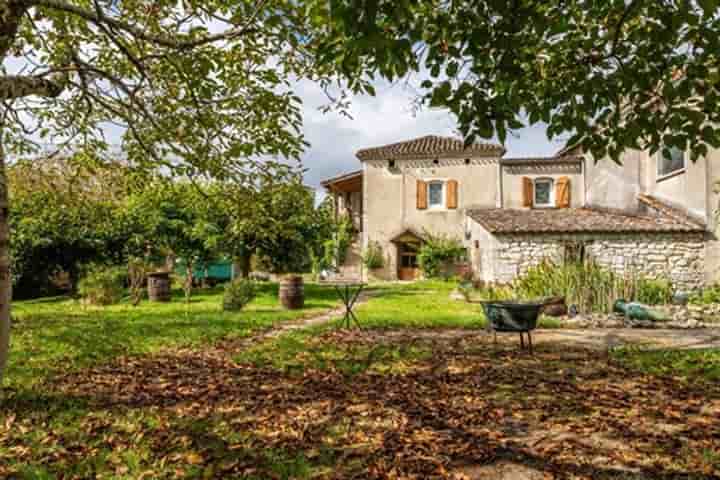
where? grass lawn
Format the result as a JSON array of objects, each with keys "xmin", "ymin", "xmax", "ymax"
[
  {"xmin": 7, "ymin": 282, "xmax": 339, "ymax": 389},
  {"xmin": 1, "ymin": 280, "xmax": 719, "ymax": 479},
  {"xmin": 350, "ymin": 280, "xmax": 563, "ymax": 329},
  {"xmin": 613, "ymin": 347, "xmax": 720, "ymax": 382}
]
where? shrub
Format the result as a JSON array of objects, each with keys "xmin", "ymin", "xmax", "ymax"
[
  {"xmin": 689, "ymin": 283, "xmax": 720, "ymax": 304},
  {"xmin": 636, "ymin": 278, "xmax": 673, "ymax": 305},
  {"xmin": 78, "ymin": 265, "xmax": 127, "ymax": 305},
  {"xmin": 321, "ymin": 216, "xmax": 353, "ymax": 270},
  {"xmin": 362, "ymin": 241, "xmax": 385, "ymax": 270},
  {"xmin": 476, "ymin": 282, "xmax": 515, "ymax": 301},
  {"xmin": 223, "ymin": 278, "xmax": 257, "ymax": 311},
  {"xmin": 512, "ymin": 259, "xmax": 674, "ymax": 313},
  {"xmin": 417, "ymin": 233, "xmax": 466, "ymax": 279}
]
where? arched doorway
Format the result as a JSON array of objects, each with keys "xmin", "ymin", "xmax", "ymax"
[{"xmin": 390, "ymin": 229, "xmax": 424, "ymax": 281}]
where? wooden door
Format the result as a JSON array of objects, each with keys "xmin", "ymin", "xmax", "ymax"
[{"xmin": 398, "ymin": 243, "xmax": 419, "ymax": 280}]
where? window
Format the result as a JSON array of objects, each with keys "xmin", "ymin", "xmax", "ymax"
[
  {"xmin": 657, "ymin": 146, "xmax": 685, "ymax": 178},
  {"xmin": 534, "ymin": 178, "xmax": 554, "ymax": 207},
  {"xmin": 563, "ymin": 242, "xmax": 586, "ymax": 264},
  {"xmin": 428, "ymin": 181, "xmax": 445, "ymax": 208}
]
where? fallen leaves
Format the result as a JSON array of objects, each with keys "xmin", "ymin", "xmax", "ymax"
[{"xmin": 0, "ymin": 331, "xmax": 718, "ymax": 479}]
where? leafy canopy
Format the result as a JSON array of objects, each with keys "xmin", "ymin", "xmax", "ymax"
[
  {"xmin": 316, "ymin": 0, "xmax": 720, "ymax": 161},
  {"xmin": 1, "ymin": 0, "xmax": 329, "ymax": 180}
]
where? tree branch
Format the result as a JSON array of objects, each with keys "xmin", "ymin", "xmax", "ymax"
[
  {"xmin": 34, "ymin": 0, "xmax": 258, "ymax": 49},
  {"xmin": 0, "ymin": 0, "xmax": 28, "ymax": 58},
  {"xmin": 0, "ymin": 74, "xmax": 66, "ymax": 100}
]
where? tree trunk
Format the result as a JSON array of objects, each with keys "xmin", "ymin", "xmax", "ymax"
[
  {"xmin": 184, "ymin": 261, "xmax": 193, "ymax": 303},
  {"xmin": 239, "ymin": 251, "xmax": 251, "ymax": 279},
  {"xmin": 0, "ymin": 131, "xmax": 11, "ymax": 385}
]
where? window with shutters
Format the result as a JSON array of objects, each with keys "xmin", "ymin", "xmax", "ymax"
[
  {"xmin": 428, "ymin": 181, "xmax": 445, "ymax": 208},
  {"xmin": 657, "ymin": 145, "xmax": 685, "ymax": 179},
  {"xmin": 533, "ymin": 178, "xmax": 554, "ymax": 207}
]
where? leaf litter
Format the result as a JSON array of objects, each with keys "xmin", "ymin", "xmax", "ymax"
[{"xmin": 1, "ymin": 330, "xmax": 718, "ymax": 479}]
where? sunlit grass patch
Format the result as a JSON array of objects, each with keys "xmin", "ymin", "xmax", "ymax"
[
  {"xmin": 612, "ymin": 347, "xmax": 720, "ymax": 382},
  {"xmin": 351, "ymin": 280, "xmax": 485, "ymax": 329},
  {"xmin": 8, "ymin": 282, "xmax": 339, "ymax": 388}
]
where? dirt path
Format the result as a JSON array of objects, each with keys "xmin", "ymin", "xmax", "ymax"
[
  {"xmin": 365, "ymin": 327, "xmax": 720, "ymax": 351},
  {"xmin": 533, "ymin": 327, "xmax": 720, "ymax": 350},
  {"xmin": 230, "ymin": 289, "xmax": 375, "ymax": 349}
]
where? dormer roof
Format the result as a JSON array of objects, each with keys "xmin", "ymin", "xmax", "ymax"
[{"xmin": 356, "ymin": 135, "xmax": 504, "ymax": 161}]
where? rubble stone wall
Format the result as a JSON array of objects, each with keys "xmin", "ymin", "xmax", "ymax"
[{"xmin": 491, "ymin": 232, "xmax": 705, "ymax": 291}]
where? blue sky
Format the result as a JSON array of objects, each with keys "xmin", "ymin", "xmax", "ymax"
[{"xmin": 297, "ymin": 79, "xmax": 566, "ymax": 192}]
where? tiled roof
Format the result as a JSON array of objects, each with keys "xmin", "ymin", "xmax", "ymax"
[
  {"xmin": 467, "ymin": 205, "xmax": 705, "ymax": 234},
  {"xmin": 638, "ymin": 194, "xmax": 707, "ymax": 229},
  {"xmin": 320, "ymin": 170, "xmax": 362, "ymax": 188},
  {"xmin": 356, "ymin": 135, "xmax": 504, "ymax": 161},
  {"xmin": 500, "ymin": 155, "xmax": 583, "ymax": 166}
]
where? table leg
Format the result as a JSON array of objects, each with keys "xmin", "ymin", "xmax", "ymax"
[
  {"xmin": 528, "ymin": 331, "xmax": 533, "ymax": 355},
  {"xmin": 347, "ymin": 285, "xmax": 364, "ymax": 329},
  {"xmin": 334, "ymin": 285, "xmax": 349, "ymax": 329}
]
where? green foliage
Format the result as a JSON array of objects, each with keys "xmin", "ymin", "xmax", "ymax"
[
  {"xmin": 223, "ymin": 279, "xmax": 257, "ymax": 312},
  {"xmin": 316, "ymin": 1, "xmax": 720, "ymax": 162},
  {"xmin": 512, "ymin": 260, "xmax": 674, "ymax": 313},
  {"xmin": 362, "ymin": 241, "xmax": 385, "ymax": 270},
  {"xmin": 9, "ymin": 157, "xmax": 134, "ymax": 298},
  {"xmin": 321, "ymin": 216, "xmax": 353, "ymax": 271},
  {"xmin": 77, "ymin": 265, "xmax": 127, "ymax": 306},
  {"xmin": 3, "ymin": 1, "xmax": 326, "ymax": 176},
  {"xmin": 417, "ymin": 233, "xmax": 465, "ymax": 279},
  {"xmin": 475, "ymin": 283, "xmax": 515, "ymax": 302},
  {"xmin": 689, "ymin": 283, "xmax": 720, "ymax": 304},
  {"xmin": 636, "ymin": 278, "xmax": 674, "ymax": 306}
]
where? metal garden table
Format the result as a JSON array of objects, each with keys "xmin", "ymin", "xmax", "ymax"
[{"xmin": 324, "ymin": 280, "xmax": 366, "ymax": 329}]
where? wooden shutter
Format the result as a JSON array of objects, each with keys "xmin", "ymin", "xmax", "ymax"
[
  {"xmin": 446, "ymin": 180, "xmax": 458, "ymax": 209},
  {"xmin": 556, "ymin": 176, "xmax": 571, "ymax": 208},
  {"xmin": 522, "ymin": 177, "xmax": 534, "ymax": 207},
  {"xmin": 416, "ymin": 180, "xmax": 428, "ymax": 210}
]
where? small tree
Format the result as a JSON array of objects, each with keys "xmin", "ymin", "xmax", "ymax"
[
  {"xmin": 126, "ymin": 181, "xmax": 213, "ymax": 302},
  {"xmin": 254, "ymin": 181, "xmax": 320, "ymax": 275},
  {"xmin": 320, "ymin": 216, "xmax": 353, "ymax": 273},
  {"xmin": 9, "ymin": 156, "xmax": 132, "ymax": 297},
  {"xmin": 417, "ymin": 233, "xmax": 466, "ymax": 280},
  {"xmin": 362, "ymin": 241, "xmax": 385, "ymax": 270}
]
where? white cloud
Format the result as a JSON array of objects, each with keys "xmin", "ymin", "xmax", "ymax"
[{"xmin": 297, "ymin": 79, "xmax": 564, "ymax": 192}]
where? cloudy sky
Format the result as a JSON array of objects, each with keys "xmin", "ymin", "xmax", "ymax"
[{"xmin": 296, "ymin": 79, "xmax": 567, "ymax": 193}]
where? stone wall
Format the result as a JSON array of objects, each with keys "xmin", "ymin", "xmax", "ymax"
[{"xmin": 491, "ymin": 232, "xmax": 705, "ymax": 291}]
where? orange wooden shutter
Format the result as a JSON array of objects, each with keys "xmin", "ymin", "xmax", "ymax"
[
  {"xmin": 446, "ymin": 180, "xmax": 458, "ymax": 209},
  {"xmin": 556, "ymin": 176, "xmax": 571, "ymax": 208},
  {"xmin": 522, "ymin": 177, "xmax": 534, "ymax": 207},
  {"xmin": 417, "ymin": 180, "xmax": 428, "ymax": 210}
]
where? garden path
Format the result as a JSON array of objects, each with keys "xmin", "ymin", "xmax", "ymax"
[
  {"xmin": 229, "ymin": 289, "xmax": 376, "ymax": 349},
  {"xmin": 363, "ymin": 327, "xmax": 720, "ymax": 351}
]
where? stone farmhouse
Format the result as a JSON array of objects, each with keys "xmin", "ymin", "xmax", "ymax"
[{"xmin": 321, "ymin": 135, "xmax": 720, "ymax": 291}]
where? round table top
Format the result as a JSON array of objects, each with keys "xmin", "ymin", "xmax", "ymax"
[{"xmin": 320, "ymin": 279, "xmax": 367, "ymax": 286}]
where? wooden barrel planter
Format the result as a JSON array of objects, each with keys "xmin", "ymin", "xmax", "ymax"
[
  {"xmin": 541, "ymin": 296, "xmax": 568, "ymax": 317},
  {"xmin": 279, "ymin": 275, "xmax": 304, "ymax": 310},
  {"xmin": 147, "ymin": 272, "xmax": 171, "ymax": 302}
]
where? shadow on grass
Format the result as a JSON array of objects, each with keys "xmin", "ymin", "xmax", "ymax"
[
  {"xmin": 7, "ymin": 283, "xmax": 341, "ymax": 388},
  {"xmin": 5, "ymin": 336, "xmax": 717, "ymax": 479}
]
